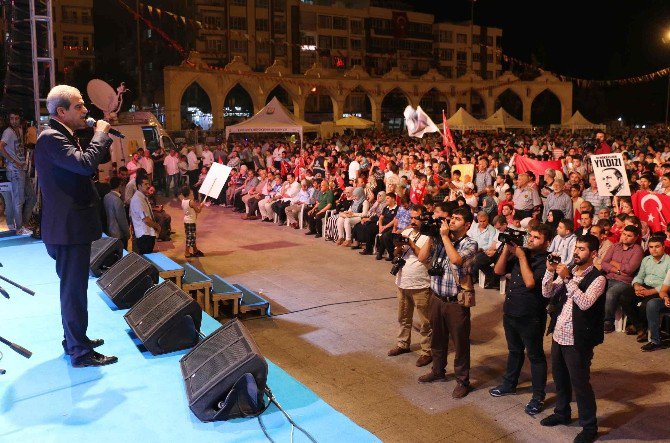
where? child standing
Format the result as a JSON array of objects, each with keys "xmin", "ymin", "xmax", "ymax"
[{"xmin": 181, "ymin": 185, "xmax": 204, "ymax": 258}]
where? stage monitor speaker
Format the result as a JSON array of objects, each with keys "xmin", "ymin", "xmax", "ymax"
[
  {"xmin": 90, "ymin": 237, "xmax": 124, "ymax": 277},
  {"xmin": 124, "ymin": 280, "xmax": 202, "ymax": 355},
  {"xmin": 96, "ymin": 252, "xmax": 159, "ymax": 309},
  {"xmin": 180, "ymin": 319, "xmax": 268, "ymax": 422}
]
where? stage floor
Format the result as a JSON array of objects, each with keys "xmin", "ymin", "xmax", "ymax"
[{"xmin": 0, "ymin": 236, "xmax": 378, "ymax": 442}]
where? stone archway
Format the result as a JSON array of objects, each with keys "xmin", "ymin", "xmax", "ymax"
[
  {"xmin": 304, "ymin": 88, "xmax": 335, "ymax": 124},
  {"xmin": 266, "ymin": 84, "xmax": 296, "ymax": 114},
  {"xmin": 344, "ymin": 86, "xmax": 373, "ymax": 121},
  {"xmin": 180, "ymin": 82, "xmax": 213, "ymax": 130},
  {"xmin": 531, "ymin": 89, "xmax": 562, "ymax": 126},
  {"xmin": 494, "ymin": 88, "xmax": 523, "ymax": 121},
  {"xmin": 419, "ymin": 88, "xmax": 449, "ymax": 122},
  {"xmin": 224, "ymin": 83, "xmax": 254, "ymax": 126},
  {"xmin": 381, "ymin": 87, "xmax": 410, "ymax": 130}
]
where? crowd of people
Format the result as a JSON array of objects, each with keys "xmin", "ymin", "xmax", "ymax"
[{"xmin": 4, "ymin": 117, "xmax": 670, "ymax": 442}]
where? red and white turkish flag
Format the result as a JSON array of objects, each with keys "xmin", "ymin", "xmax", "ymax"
[{"xmin": 632, "ymin": 190, "xmax": 670, "ymax": 233}]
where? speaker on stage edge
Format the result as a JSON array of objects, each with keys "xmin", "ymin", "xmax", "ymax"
[
  {"xmin": 90, "ymin": 237, "xmax": 124, "ymax": 277},
  {"xmin": 180, "ymin": 319, "xmax": 268, "ymax": 422},
  {"xmin": 124, "ymin": 280, "xmax": 202, "ymax": 355},
  {"xmin": 96, "ymin": 252, "xmax": 159, "ymax": 309}
]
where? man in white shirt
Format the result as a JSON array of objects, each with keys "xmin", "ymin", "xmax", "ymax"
[
  {"xmin": 387, "ymin": 205, "xmax": 433, "ymax": 368},
  {"xmin": 548, "ymin": 219, "xmax": 577, "ymax": 267},
  {"xmin": 201, "ymin": 145, "xmax": 214, "ymax": 168},
  {"xmin": 271, "ymin": 173, "xmax": 300, "ymax": 224},
  {"xmin": 129, "ymin": 176, "xmax": 161, "ymax": 254},
  {"xmin": 468, "ymin": 211, "xmax": 498, "ymax": 252},
  {"xmin": 163, "ymin": 149, "xmax": 179, "ymax": 197},
  {"xmin": 348, "ymin": 152, "xmax": 362, "ymax": 185},
  {"xmin": 186, "ymin": 146, "xmax": 199, "ymax": 191},
  {"xmin": 139, "ymin": 149, "xmax": 154, "ymax": 183}
]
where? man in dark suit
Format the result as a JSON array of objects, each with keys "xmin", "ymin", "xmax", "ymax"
[{"xmin": 34, "ymin": 85, "xmax": 118, "ymax": 367}]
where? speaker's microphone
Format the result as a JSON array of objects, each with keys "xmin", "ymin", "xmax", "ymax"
[{"xmin": 86, "ymin": 118, "xmax": 125, "ymax": 138}]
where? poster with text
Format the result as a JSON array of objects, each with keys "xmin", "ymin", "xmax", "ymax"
[{"xmin": 591, "ymin": 153, "xmax": 630, "ymax": 197}]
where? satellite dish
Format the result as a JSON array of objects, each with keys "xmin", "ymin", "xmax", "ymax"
[{"xmin": 87, "ymin": 79, "xmax": 128, "ymax": 120}]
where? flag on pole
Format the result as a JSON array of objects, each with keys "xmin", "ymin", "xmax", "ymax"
[
  {"xmin": 403, "ymin": 106, "xmax": 439, "ymax": 138},
  {"xmin": 442, "ymin": 109, "xmax": 456, "ymax": 152}
]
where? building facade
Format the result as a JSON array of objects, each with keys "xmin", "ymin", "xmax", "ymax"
[{"xmin": 53, "ymin": 0, "xmax": 95, "ymax": 76}]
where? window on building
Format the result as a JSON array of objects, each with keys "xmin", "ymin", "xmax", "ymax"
[
  {"xmin": 318, "ymin": 35, "xmax": 332, "ymax": 49},
  {"xmin": 273, "ymin": 0, "xmax": 286, "ymax": 12},
  {"xmin": 256, "ymin": 19, "xmax": 269, "ymax": 31},
  {"xmin": 62, "ymin": 34, "xmax": 78, "ymax": 49},
  {"xmin": 438, "ymin": 30, "xmax": 453, "ymax": 43},
  {"xmin": 82, "ymin": 36, "xmax": 90, "ymax": 50},
  {"xmin": 486, "ymin": 53, "xmax": 493, "ymax": 62},
  {"xmin": 61, "ymin": 7, "xmax": 77, "ymax": 23},
  {"xmin": 231, "ymin": 40, "xmax": 247, "ymax": 52},
  {"xmin": 456, "ymin": 33, "xmax": 467, "ymax": 44},
  {"xmin": 350, "ymin": 20, "xmax": 363, "ymax": 35},
  {"xmin": 350, "ymin": 57, "xmax": 362, "ymax": 66},
  {"xmin": 332, "ymin": 16, "xmax": 347, "ymax": 30},
  {"xmin": 274, "ymin": 20, "xmax": 286, "ymax": 34},
  {"xmin": 255, "ymin": 0, "xmax": 268, "ymax": 7},
  {"xmin": 257, "ymin": 41, "xmax": 270, "ymax": 53},
  {"xmin": 301, "ymin": 34, "xmax": 316, "ymax": 45},
  {"xmin": 350, "ymin": 39, "xmax": 362, "ymax": 51},
  {"xmin": 456, "ymin": 51, "xmax": 467, "ymax": 61},
  {"xmin": 486, "ymin": 36, "xmax": 493, "ymax": 46},
  {"xmin": 457, "ymin": 66, "xmax": 466, "ymax": 77},
  {"xmin": 473, "ymin": 52, "xmax": 480, "ymax": 62},
  {"xmin": 206, "ymin": 38, "xmax": 225, "ymax": 52},
  {"xmin": 230, "ymin": 16, "xmax": 247, "ymax": 30},
  {"xmin": 443, "ymin": 66, "xmax": 453, "ymax": 78},
  {"xmin": 439, "ymin": 48, "xmax": 453, "ymax": 61},
  {"xmin": 231, "ymin": 0, "xmax": 246, "ymax": 5},
  {"xmin": 275, "ymin": 44, "xmax": 286, "ymax": 56},
  {"xmin": 318, "ymin": 15, "xmax": 332, "ymax": 29},
  {"xmin": 472, "ymin": 34, "xmax": 480, "ymax": 44},
  {"xmin": 203, "ymin": 15, "xmax": 223, "ymax": 28},
  {"xmin": 333, "ymin": 36, "xmax": 347, "ymax": 50},
  {"xmin": 81, "ymin": 9, "xmax": 91, "ymax": 24}
]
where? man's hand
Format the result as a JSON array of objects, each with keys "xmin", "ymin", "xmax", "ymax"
[
  {"xmin": 556, "ymin": 264, "xmax": 571, "ymax": 280},
  {"xmin": 439, "ymin": 219, "xmax": 450, "ymax": 237},
  {"xmin": 95, "ymin": 120, "xmax": 111, "ymax": 134},
  {"xmin": 514, "ymin": 246, "xmax": 526, "ymax": 260},
  {"xmin": 546, "ymin": 258, "xmax": 558, "ymax": 274},
  {"xmin": 485, "ymin": 248, "xmax": 497, "ymax": 257}
]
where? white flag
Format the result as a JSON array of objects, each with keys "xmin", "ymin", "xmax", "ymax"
[{"xmin": 403, "ymin": 105, "xmax": 440, "ymax": 138}]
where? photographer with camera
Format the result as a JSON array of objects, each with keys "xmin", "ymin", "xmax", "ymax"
[
  {"xmin": 540, "ymin": 234, "xmax": 606, "ymax": 443},
  {"xmin": 417, "ymin": 206, "xmax": 478, "ymax": 399},
  {"xmin": 387, "ymin": 205, "xmax": 433, "ymax": 367},
  {"xmin": 490, "ymin": 223, "xmax": 552, "ymax": 416}
]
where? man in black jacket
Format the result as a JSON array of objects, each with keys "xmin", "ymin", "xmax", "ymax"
[
  {"xmin": 490, "ymin": 223, "xmax": 551, "ymax": 416},
  {"xmin": 541, "ymin": 234, "xmax": 606, "ymax": 443}
]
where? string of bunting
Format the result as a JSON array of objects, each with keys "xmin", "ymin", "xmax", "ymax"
[{"xmin": 126, "ymin": 0, "xmax": 670, "ymax": 89}]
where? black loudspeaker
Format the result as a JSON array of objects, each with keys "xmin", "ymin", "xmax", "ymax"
[
  {"xmin": 180, "ymin": 319, "xmax": 268, "ymax": 422},
  {"xmin": 124, "ymin": 280, "xmax": 202, "ymax": 355},
  {"xmin": 90, "ymin": 237, "xmax": 124, "ymax": 277},
  {"xmin": 96, "ymin": 252, "xmax": 159, "ymax": 309}
]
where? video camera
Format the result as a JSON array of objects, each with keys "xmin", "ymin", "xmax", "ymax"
[
  {"xmin": 498, "ymin": 228, "xmax": 526, "ymax": 247},
  {"xmin": 418, "ymin": 213, "xmax": 447, "ymax": 238},
  {"xmin": 548, "ymin": 254, "xmax": 561, "ymax": 265}
]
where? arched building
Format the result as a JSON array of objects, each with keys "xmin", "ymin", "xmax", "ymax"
[{"xmin": 164, "ymin": 52, "xmax": 573, "ymax": 132}]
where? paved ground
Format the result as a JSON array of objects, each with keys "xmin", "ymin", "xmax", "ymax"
[{"xmin": 4, "ymin": 200, "xmax": 670, "ymax": 442}]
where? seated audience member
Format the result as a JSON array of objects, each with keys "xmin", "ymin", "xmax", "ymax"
[
  {"xmin": 305, "ymin": 180, "xmax": 334, "ymax": 238},
  {"xmin": 546, "ymin": 209, "xmax": 564, "ymax": 234},
  {"xmin": 378, "ymin": 194, "xmax": 407, "ymax": 261},
  {"xmin": 285, "ymin": 179, "xmax": 314, "ymax": 228},
  {"xmin": 271, "ymin": 173, "xmax": 300, "ymax": 224},
  {"xmin": 359, "ymin": 193, "xmax": 397, "ymax": 257},
  {"xmin": 352, "ymin": 191, "xmax": 387, "ymax": 250},
  {"xmin": 590, "ymin": 223, "xmax": 613, "ymax": 270},
  {"xmin": 498, "ymin": 189, "xmax": 514, "ymax": 215},
  {"xmin": 542, "ymin": 179, "xmax": 572, "ymax": 222},
  {"xmin": 644, "ymin": 270, "xmax": 670, "ymax": 351},
  {"xmin": 258, "ymin": 175, "xmax": 285, "ymax": 222},
  {"xmin": 233, "ymin": 169, "xmax": 260, "ymax": 212},
  {"xmin": 104, "ymin": 176, "xmax": 130, "ymax": 248},
  {"xmin": 576, "ymin": 210, "xmax": 594, "ymax": 237},
  {"xmin": 471, "ymin": 215, "xmax": 507, "ymax": 289},
  {"xmin": 481, "ymin": 186, "xmax": 498, "ymax": 220},
  {"xmin": 241, "ymin": 169, "xmax": 270, "ymax": 220},
  {"xmin": 468, "ymin": 211, "xmax": 498, "ymax": 253},
  {"xmin": 336, "ymin": 187, "xmax": 369, "ymax": 246},
  {"xmin": 547, "ymin": 219, "xmax": 576, "ymax": 267},
  {"xmin": 325, "ymin": 187, "xmax": 354, "ymax": 241},
  {"xmin": 601, "ymin": 225, "xmax": 645, "ymax": 333},
  {"xmin": 621, "ymin": 234, "xmax": 670, "ymax": 341}
]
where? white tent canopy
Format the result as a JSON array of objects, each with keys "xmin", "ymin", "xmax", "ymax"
[
  {"xmin": 482, "ymin": 108, "xmax": 531, "ymax": 130},
  {"xmin": 225, "ymin": 96, "xmax": 319, "ymax": 144},
  {"xmin": 440, "ymin": 107, "xmax": 493, "ymax": 131},
  {"xmin": 550, "ymin": 111, "xmax": 606, "ymax": 131},
  {"xmin": 335, "ymin": 115, "xmax": 374, "ymax": 129}
]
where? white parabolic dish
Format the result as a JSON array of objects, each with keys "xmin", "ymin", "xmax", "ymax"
[{"xmin": 87, "ymin": 79, "xmax": 117, "ymax": 114}]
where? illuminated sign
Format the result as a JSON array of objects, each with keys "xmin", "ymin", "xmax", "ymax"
[{"xmin": 300, "ymin": 44, "xmax": 316, "ymax": 51}]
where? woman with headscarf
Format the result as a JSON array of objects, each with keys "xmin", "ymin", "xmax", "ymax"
[
  {"xmin": 324, "ymin": 186, "xmax": 354, "ymax": 241},
  {"xmin": 351, "ymin": 191, "xmax": 387, "ymax": 250},
  {"xmin": 546, "ymin": 209, "xmax": 564, "ymax": 235},
  {"xmin": 336, "ymin": 186, "xmax": 370, "ymax": 246}
]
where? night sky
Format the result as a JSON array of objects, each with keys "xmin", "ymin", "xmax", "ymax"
[{"xmin": 417, "ymin": 0, "xmax": 670, "ymax": 124}]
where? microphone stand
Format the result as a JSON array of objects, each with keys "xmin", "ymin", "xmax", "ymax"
[{"xmin": 0, "ymin": 334, "xmax": 33, "ymax": 374}]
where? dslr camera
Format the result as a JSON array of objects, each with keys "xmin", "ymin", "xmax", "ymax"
[
  {"xmin": 390, "ymin": 256, "xmax": 407, "ymax": 276},
  {"xmin": 498, "ymin": 228, "xmax": 526, "ymax": 246},
  {"xmin": 548, "ymin": 254, "xmax": 561, "ymax": 265}
]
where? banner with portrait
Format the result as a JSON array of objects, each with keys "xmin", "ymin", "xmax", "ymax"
[
  {"xmin": 590, "ymin": 153, "xmax": 630, "ymax": 197},
  {"xmin": 451, "ymin": 164, "xmax": 474, "ymax": 183}
]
